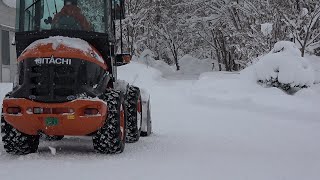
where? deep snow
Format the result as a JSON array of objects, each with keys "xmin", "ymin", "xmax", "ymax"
[{"xmin": 0, "ymin": 60, "xmax": 320, "ymax": 180}]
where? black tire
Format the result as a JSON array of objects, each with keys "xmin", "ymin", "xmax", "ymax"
[
  {"xmin": 125, "ymin": 86, "xmax": 142, "ymax": 143},
  {"xmin": 1, "ymin": 116, "xmax": 40, "ymax": 155},
  {"xmin": 44, "ymin": 135, "xmax": 64, "ymax": 141},
  {"xmin": 141, "ymin": 99, "xmax": 152, "ymax": 137},
  {"xmin": 93, "ymin": 90, "xmax": 126, "ymax": 154}
]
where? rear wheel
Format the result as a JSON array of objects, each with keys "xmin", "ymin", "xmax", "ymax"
[
  {"xmin": 125, "ymin": 86, "xmax": 142, "ymax": 143},
  {"xmin": 93, "ymin": 90, "xmax": 126, "ymax": 154},
  {"xmin": 1, "ymin": 116, "xmax": 40, "ymax": 155}
]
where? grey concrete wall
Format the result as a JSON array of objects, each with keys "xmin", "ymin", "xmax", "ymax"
[
  {"xmin": 0, "ymin": 0, "xmax": 16, "ymax": 27},
  {"xmin": 0, "ymin": 0, "xmax": 16, "ymax": 83}
]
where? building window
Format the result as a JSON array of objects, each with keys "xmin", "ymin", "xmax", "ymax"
[{"xmin": 1, "ymin": 30, "xmax": 10, "ymax": 66}]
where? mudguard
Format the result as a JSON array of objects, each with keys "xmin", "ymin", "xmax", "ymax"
[{"xmin": 140, "ymin": 89, "xmax": 152, "ymax": 135}]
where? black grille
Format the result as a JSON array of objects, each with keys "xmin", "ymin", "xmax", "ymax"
[
  {"xmin": 24, "ymin": 60, "xmax": 80, "ymax": 102},
  {"xmin": 29, "ymin": 65, "xmax": 76, "ymax": 97},
  {"xmin": 54, "ymin": 88, "xmax": 74, "ymax": 96},
  {"xmin": 12, "ymin": 58, "xmax": 107, "ymax": 103},
  {"xmin": 54, "ymin": 66, "xmax": 75, "ymax": 74},
  {"xmin": 31, "ymin": 87, "xmax": 49, "ymax": 96},
  {"xmin": 31, "ymin": 66, "xmax": 46, "ymax": 73}
]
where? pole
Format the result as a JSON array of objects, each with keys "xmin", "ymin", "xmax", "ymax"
[{"xmin": 120, "ymin": 0, "xmax": 123, "ymax": 54}]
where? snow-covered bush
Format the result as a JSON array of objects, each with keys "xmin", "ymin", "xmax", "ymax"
[{"xmin": 242, "ymin": 41, "xmax": 315, "ymax": 94}]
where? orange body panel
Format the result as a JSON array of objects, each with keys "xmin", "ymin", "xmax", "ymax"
[
  {"xmin": 18, "ymin": 43, "xmax": 107, "ymax": 70},
  {"xmin": 2, "ymin": 98, "xmax": 108, "ymax": 136}
]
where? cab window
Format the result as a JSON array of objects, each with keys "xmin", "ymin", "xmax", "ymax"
[{"xmin": 16, "ymin": 0, "xmax": 110, "ymax": 33}]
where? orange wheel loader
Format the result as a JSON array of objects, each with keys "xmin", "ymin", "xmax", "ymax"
[{"xmin": 1, "ymin": 0, "xmax": 152, "ymax": 155}]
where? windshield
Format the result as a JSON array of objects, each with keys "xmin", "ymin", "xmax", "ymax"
[{"xmin": 16, "ymin": 0, "xmax": 111, "ymax": 33}]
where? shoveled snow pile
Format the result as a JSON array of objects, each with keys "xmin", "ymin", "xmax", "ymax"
[
  {"xmin": 178, "ymin": 55, "xmax": 215, "ymax": 75},
  {"xmin": 3, "ymin": 0, "xmax": 16, "ymax": 8},
  {"xmin": 191, "ymin": 72, "xmax": 319, "ymax": 112},
  {"xmin": 242, "ymin": 41, "xmax": 315, "ymax": 91},
  {"xmin": 137, "ymin": 49, "xmax": 175, "ymax": 76},
  {"xmin": 117, "ymin": 57, "xmax": 163, "ymax": 90},
  {"xmin": 25, "ymin": 36, "xmax": 104, "ymax": 63},
  {"xmin": 306, "ymin": 55, "xmax": 320, "ymax": 84}
]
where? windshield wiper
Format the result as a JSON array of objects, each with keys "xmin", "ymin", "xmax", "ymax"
[
  {"xmin": 53, "ymin": 0, "xmax": 58, "ymax": 14},
  {"xmin": 25, "ymin": 0, "xmax": 42, "ymax": 12}
]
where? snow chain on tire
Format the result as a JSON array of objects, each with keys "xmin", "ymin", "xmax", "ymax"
[
  {"xmin": 93, "ymin": 90, "xmax": 126, "ymax": 154},
  {"xmin": 1, "ymin": 116, "xmax": 40, "ymax": 155},
  {"xmin": 125, "ymin": 86, "xmax": 142, "ymax": 143}
]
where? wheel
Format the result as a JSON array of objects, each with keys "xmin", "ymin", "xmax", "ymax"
[
  {"xmin": 44, "ymin": 135, "xmax": 64, "ymax": 141},
  {"xmin": 1, "ymin": 116, "xmax": 40, "ymax": 155},
  {"xmin": 125, "ymin": 86, "xmax": 142, "ymax": 143},
  {"xmin": 141, "ymin": 98, "xmax": 152, "ymax": 137},
  {"xmin": 93, "ymin": 90, "xmax": 126, "ymax": 154}
]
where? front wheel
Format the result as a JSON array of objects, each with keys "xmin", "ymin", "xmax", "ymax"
[
  {"xmin": 1, "ymin": 116, "xmax": 40, "ymax": 155},
  {"xmin": 93, "ymin": 90, "xmax": 126, "ymax": 154}
]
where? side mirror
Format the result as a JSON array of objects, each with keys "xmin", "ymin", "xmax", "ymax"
[{"xmin": 116, "ymin": 54, "xmax": 132, "ymax": 66}]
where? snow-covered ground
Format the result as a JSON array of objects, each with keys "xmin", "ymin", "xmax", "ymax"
[{"xmin": 0, "ymin": 59, "xmax": 320, "ymax": 180}]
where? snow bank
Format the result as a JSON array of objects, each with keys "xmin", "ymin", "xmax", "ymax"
[
  {"xmin": 25, "ymin": 36, "xmax": 104, "ymax": 63},
  {"xmin": 295, "ymin": 84, "xmax": 320, "ymax": 98},
  {"xmin": 191, "ymin": 71, "xmax": 319, "ymax": 113},
  {"xmin": 137, "ymin": 50, "xmax": 175, "ymax": 76},
  {"xmin": 178, "ymin": 55, "xmax": 215, "ymax": 75},
  {"xmin": 306, "ymin": 55, "xmax": 320, "ymax": 83},
  {"xmin": 117, "ymin": 58, "xmax": 164, "ymax": 103},
  {"xmin": 3, "ymin": 0, "xmax": 16, "ymax": 8},
  {"xmin": 136, "ymin": 52, "xmax": 218, "ymax": 79},
  {"xmin": 242, "ymin": 41, "xmax": 315, "ymax": 91},
  {"xmin": 117, "ymin": 57, "xmax": 163, "ymax": 90}
]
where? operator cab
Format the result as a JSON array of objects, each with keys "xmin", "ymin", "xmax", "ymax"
[{"xmin": 17, "ymin": 0, "xmax": 112, "ymax": 33}]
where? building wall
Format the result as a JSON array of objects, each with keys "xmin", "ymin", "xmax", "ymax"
[{"xmin": 0, "ymin": 0, "xmax": 16, "ymax": 83}]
